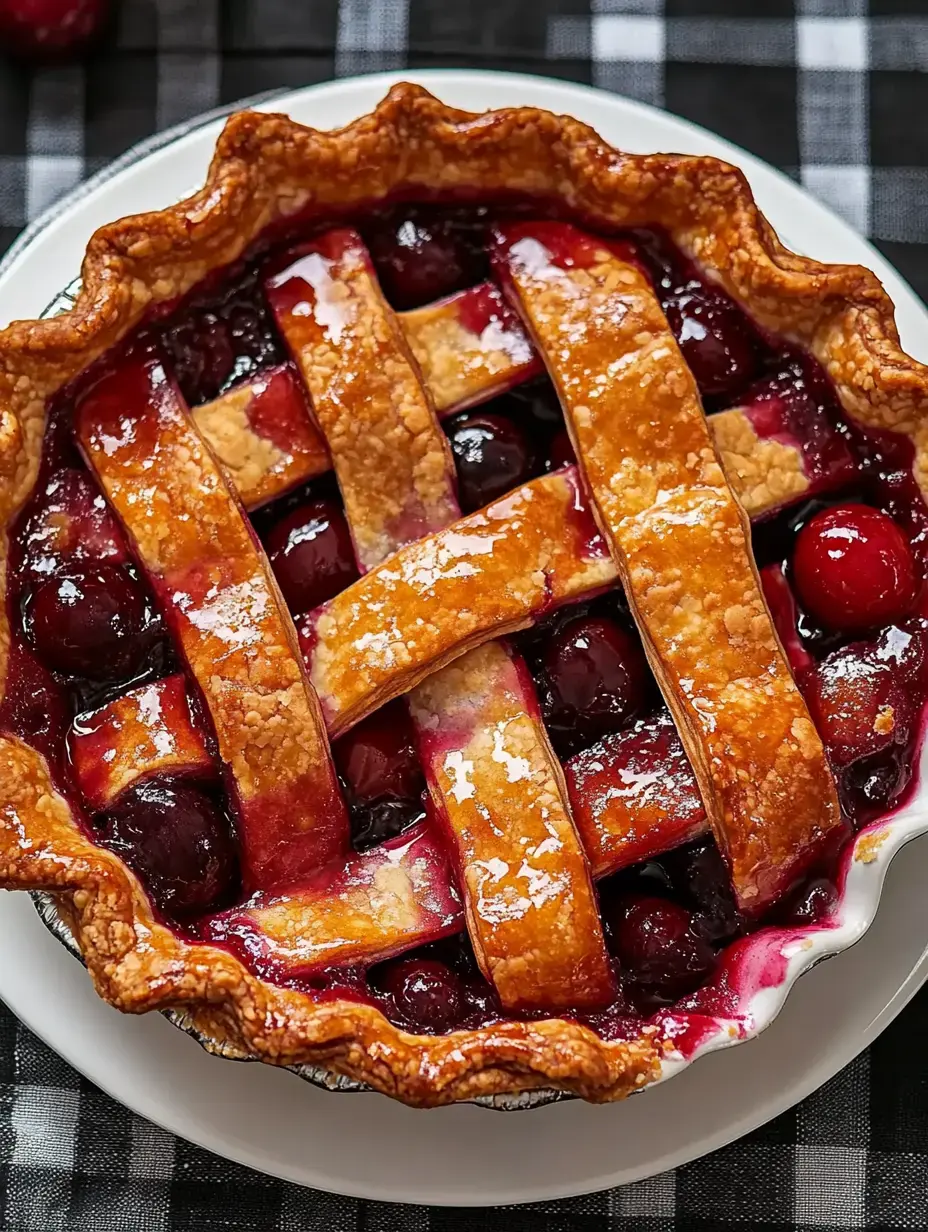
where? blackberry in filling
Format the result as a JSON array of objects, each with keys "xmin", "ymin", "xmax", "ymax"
[{"xmin": 3, "ymin": 203, "xmax": 925, "ymax": 1038}]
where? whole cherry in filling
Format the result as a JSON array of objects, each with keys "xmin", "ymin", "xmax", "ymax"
[
  {"xmin": 162, "ymin": 265, "xmax": 283, "ymax": 405},
  {"xmin": 804, "ymin": 624, "xmax": 925, "ymax": 766},
  {"xmin": 23, "ymin": 562, "xmax": 155, "ymax": 682},
  {"xmin": 659, "ymin": 839, "xmax": 744, "ymax": 944},
  {"xmin": 793, "ymin": 503, "xmax": 919, "ymax": 634},
  {"xmin": 99, "ymin": 777, "xmax": 237, "ymax": 918},
  {"xmin": 264, "ymin": 498, "xmax": 358, "ymax": 616},
  {"xmin": 803, "ymin": 622, "xmax": 927, "ymax": 813},
  {"xmin": 541, "ymin": 614, "xmax": 650, "ymax": 750},
  {"xmin": 333, "ymin": 700, "xmax": 425, "ymax": 850},
  {"xmin": 445, "ymin": 411, "xmax": 535, "ymax": 513},
  {"xmin": 633, "ymin": 230, "xmax": 759, "ymax": 399},
  {"xmin": 375, "ymin": 957, "xmax": 465, "ymax": 1033},
  {"xmin": 366, "ymin": 208, "xmax": 488, "ymax": 310},
  {"xmin": 606, "ymin": 894, "xmax": 717, "ymax": 1008}
]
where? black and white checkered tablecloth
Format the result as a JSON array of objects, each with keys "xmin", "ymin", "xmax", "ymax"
[{"xmin": 3, "ymin": 1, "xmax": 928, "ymax": 1228}]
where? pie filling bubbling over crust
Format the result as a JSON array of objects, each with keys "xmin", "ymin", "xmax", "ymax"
[{"xmin": 1, "ymin": 85, "xmax": 927, "ymax": 1107}]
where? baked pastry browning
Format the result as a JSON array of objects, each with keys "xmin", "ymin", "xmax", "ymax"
[
  {"xmin": 304, "ymin": 466, "xmax": 614, "ymax": 735},
  {"xmin": 70, "ymin": 674, "xmax": 215, "ymax": 811},
  {"xmin": 272, "ymin": 225, "xmax": 613, "ymax": 1012},
  {"xmin": 266, "ymin": 228, "xmax": 459, "ymax": 570},
  {"xmin": 0, "ymin": 83, "xmax": 925, "ymax": 1109},
  {"xmin": 193, "ymin": 285, "xmax": 854, "ymax": 518},
  {"xmin": 410, "ymin": 643, "xmax": 614, "ymax": 1012},
  {"xmin": 494, "ymin": 221, "xmax": 843, "ymax": 910},
  {"xmin": 75, "ymin": 355, "xmax": 349, "ymax": 893}
]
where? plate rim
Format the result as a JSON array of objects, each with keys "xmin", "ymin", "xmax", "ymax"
[{"xmin": 2, "ymin": 67, "xmax": 928, "ymax": 1206}]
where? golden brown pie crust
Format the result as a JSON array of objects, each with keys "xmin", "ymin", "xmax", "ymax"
[{"xmin": 0, "ymin": 83, "xmax": 926, "ymax": 1106}]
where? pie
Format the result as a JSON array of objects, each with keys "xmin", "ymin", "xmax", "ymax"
[{"xmin": 0, "ymin": 83, "xmax": 925, "ymax": 1107}]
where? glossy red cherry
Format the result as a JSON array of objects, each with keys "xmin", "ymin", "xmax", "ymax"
[
  {"xmin": 542, "ymin": 615, "xmax": 650, "ymax": 747},
  {"xmin": 333, "ymin": 701, "xmax": 422, "ymax": 804},
  {"xmin": 0, "ymin": 0, "xmax": 110, "ymax": 58},
  {"xmin": 793, "ymin": 504, "xmax": 918, "ymax": 633},
  {"xmin": 265, "ymin": 499, "xmax": 358, "ymax": 615},
  {"xmin": 367, "ymin": 211, "xmax": 486, "ymax": 311},
  {"xmin": 608, "ymin": 895, "xmax": 717, "ymax": 1005},
  {"xmin": 803, "ymin": 625, "xmax": 925, "ymax": 767},
  {"xmin": 446, "ymin": 412, "xmax": 535, "ymax": 512},
  {"xmin": 100, "ymin": 778, "xmax": 237, "ymax": 918},
  {"xmin": 24, "ymin": 564, "xmax": 153, "ymax": 682},
  {"xmin": 378, "ymin": 958, "xmax": 464, "ymax": 1033}
]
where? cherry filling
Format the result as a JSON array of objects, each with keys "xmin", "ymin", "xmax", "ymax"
[
  {"xmin": 537, "ymin": 612, "xmax": 652, "ymax": 756},
  {"xmin": 162, "ymin": 263, "xmax": 284, "ymax": 406},
  {"xmin": 332, "ymin": 700, "xmax": 426, "ymax": 851},
  {"xmin": 23, "ymin": 563, "xmax": 160, "ymax": 683},
  {"xmin": 793, "ymin": 503, "xmax": 919, "ymax": 633},
  {"xmin": 5, "ymin": 202, "xmax": 928, "ymax": 1042},
  {"xmin": 604, "ymin": 894, "xmax": 718, "ymax": 1011},
  {"xmin": 364, "ymin": 205, "xmax": 490, "ymax": 310},
  {"xmin": 445, "ymin": 411, "xmax": 537, "ymax": 512},
  {"xmin": 98, "ymin": 777, "xmax": 237, "ymax": 918},
  {"xmin": 804, "ymin": 624, "xmax": 926, "ymax": 811},
  {"xmin": 263, "ymin": 498, "xmax": 358, "ymax": 616},
  {"xmin": 373, "ymin": 958, "xmax": 466, "ymax": 1033},
  {"xmin": 632, "ymin": 227, "xmax": 761, "ymax": 401}
]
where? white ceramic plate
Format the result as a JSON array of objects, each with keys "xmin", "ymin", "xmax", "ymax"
[{"xmin": 2, "ymin": 69, "xmax": 928, "ymax": 1206}]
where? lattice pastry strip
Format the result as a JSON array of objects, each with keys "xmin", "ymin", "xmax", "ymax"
[
  {"xmin": 70, "ymin": 674, "xmax": 214, "ymax": 812},
  {"xmin": 268, "ymin": 228, "xmax": 614, "ymax": 1011},
  {"xmin": 304, "ymin": 466, "xmax": 614, "ymax": 736},
  {"xmin": 409, "ymin": 643, "xmax": 616, "ymax": 1011},
  {"xmin": 265, "ymin": 230, "xmax": 460, "ymax": 571},
  {"xmin": 75, "ymin": 356, "xmax": 350, "ymax": 893},
  {"xmin": 195, "ymin": 280, "xmax": 854, "ymax": 516},
  {"xmin": 202, "ymin": 821, "xmax": 464, "ymax": 974},
  {"xmin": 493, "ymin": 221, "xmax": 843, "ymax": 911}
]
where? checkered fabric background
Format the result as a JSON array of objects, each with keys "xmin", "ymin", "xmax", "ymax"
[{"xmin": 2, "ymin": 0, "xmax": 928, "ymax": 1227}]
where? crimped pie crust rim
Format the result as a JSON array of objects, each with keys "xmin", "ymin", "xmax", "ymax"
[{"xmin": 0, "ymin": 83, "xmax": 926, "ymax": 1108}]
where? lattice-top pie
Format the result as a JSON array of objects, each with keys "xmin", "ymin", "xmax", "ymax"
[{"xmin": 1, "ymin": 85, "xmax": 926, "ymax": 1107}]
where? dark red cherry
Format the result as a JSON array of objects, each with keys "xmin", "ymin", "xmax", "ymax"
[
  {"xmin": 162, "ymin": 266, "xmax": 282, "ymax": 405},
  {"xmin": 265, "ymin": 499, "xmax": 358, "ymax": 615},
  {"xmin": 779, "ymin": 877, "xmax": 837, "ymax": 927},
  {"xmin": 497, "ymin": 380, "xmax": 564, "ymax": 432},
  {"xmin": 659, "ymin": 840, "xmax": 744, "ymax": 944},
  {"xmin": 165, "ymin": 314, "xmax": 235, "ymax": 405},
  {"xmin": 333, "ymin": 701, "xmax": 425, "ymax": 850},
  {"xmin": 367, "ymin": 212, "xmax": 486, "ymax": 311},
  {"xmin": 663, "ymin": 289, "xmax": 758, "ymax": 399},
  {"xmin": 633, "ymin": 230, "xmax": 759, "ymax": 400},
  {"xmin": 334, "ymin": 701, "xmax": 422, "ymax": 804},
  {"xmin": 446, "ymin": 412, "xmax": 535, "ymax": 512},
  {"xmin": 100, "ymin": 778, "xmax": 237, "ymax": 917},
  {"xmin": 803, "ymin": 626, "xmax": 925, "ymax": 767},
  {"xmin": 546, "ymin": 429, "xmax": 576, "ymax": 472},
  {"xmin": 793, "ymin": 504, "xmax": 918, "ymax": 634},
  {"xmin": 378, "ymin": 958, "xmax": 464, "ymax": 1033},
  {"xmin": 542, "ymin": 615, "xmax": 650, "ymax": 747},
  {"xmin": 24, "ymin": 563, "xmax": 153, "ymax": 682},
  {"xmin": 608, "ymin": 895, "xmax": 717, "ymax": 1005},
  {"xmin": 840, "ymin": 746, "xmax": 912, "ymax": 815}
]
